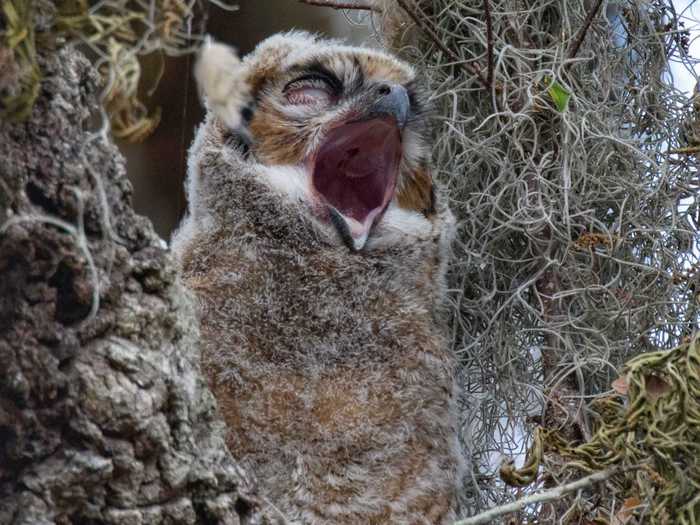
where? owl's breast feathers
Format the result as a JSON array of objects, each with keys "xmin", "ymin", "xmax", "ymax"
[{"xmin": 179, "ymin": 217, "xmax": 460, "ymax": 523}]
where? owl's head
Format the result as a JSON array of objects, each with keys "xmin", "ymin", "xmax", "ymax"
[{"xmin": 195, "ymin": 31, "xmax": 437, "ymax": 251}]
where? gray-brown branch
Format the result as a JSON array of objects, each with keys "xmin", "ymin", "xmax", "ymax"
[
  {"xmin": 395, "ymin": 0, "xmax": 491, "ymax": 90},
  {"xmin": 567, "ymin": 0, "xmax": 605, "ymax": 59},
  {"xmin": 453, "ymin": 469, "xmax": 615, "ymax": 525},
  {"xmin": 298, "ymin": 0, "xmax": 380, "ymax": 11}
]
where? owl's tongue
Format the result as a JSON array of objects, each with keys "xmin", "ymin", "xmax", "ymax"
[{"xmin": 313, "ymin": 117, "xmax": 402, "ymax": 250}]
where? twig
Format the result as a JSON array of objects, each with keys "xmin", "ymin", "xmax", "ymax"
[
  {"xmin": 297, "ymin": 0, "xmax": 380, "ymax": 11},
  {"xmin": 395, "ymin": 0, "xmax": 491, "ymax": 91},
  {"xmin": 452, "ymin": 469, "xmax": 615, "ymax": 525},
  {"xmin": 669, "ymin": 145, "xmax": 700, "ymax": 154},
  {"xmin": 483, "ymin": 0, "xmax": 494, "ymax": 90},
  {"xmin": 567, "ymin": 0, "xmax": 605, "ymax": 59}
]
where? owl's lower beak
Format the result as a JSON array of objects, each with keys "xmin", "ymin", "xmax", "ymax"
[{"xmin": 328, "ymin": 208, "xmax": 377, "ymax": 251}]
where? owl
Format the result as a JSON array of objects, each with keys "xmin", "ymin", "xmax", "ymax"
[{"xmin": 172, "ymin": 31, "xmax": 463, "ymax": 524}]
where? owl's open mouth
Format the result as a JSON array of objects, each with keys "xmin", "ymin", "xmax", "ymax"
[{"xmin": 312, "ymin": 117, "xmax": 402, "ymax": 251}]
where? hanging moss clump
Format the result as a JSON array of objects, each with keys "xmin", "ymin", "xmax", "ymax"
[
  {"xmin": 504, "ymin": 337, "xmax": 700, "ymax": 524},
  {"xmin": 0, "ymin": 0, "xmax": 220, "ymax": 141}
]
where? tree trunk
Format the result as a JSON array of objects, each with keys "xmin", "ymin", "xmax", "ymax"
[{"xmin": 0, "ymin": 46, "xmax": 266, "ymax": 525}]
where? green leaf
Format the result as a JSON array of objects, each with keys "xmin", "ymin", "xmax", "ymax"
[{"xmin": 546, "ymin": 78, "xmax": 571, "ymax": 112}]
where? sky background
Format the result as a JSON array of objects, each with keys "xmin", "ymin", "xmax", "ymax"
[{"xmin": 672, "ymin": 0, "xmax": 700, "ymax": 94}]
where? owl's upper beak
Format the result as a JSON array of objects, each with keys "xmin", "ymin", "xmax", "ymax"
[{"xmin": 369, "ymin": 84, "xmax": 410, "ymax": 129}]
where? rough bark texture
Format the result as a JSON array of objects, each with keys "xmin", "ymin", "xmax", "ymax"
[{"xmin": 0, "ymin": 47, "xmax": 266, "ymax": 525}]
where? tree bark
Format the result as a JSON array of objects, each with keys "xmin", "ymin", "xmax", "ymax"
[{"xmin": 0, "ymin": 46, "xmax": 266, "ymax": 524}]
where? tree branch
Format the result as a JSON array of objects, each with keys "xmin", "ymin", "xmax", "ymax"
[
  {"xmin": 297, "ymin": 0, "xmax": 380, "ymax": 11},
  {"xmin": 395, "ymin": 0, "xmax": 491, "ymax": 91},
  {"xmin": 0, "ymin": 45, "xmax": 267, "ymax": 525},
  {"xmin": 669, "ymin": 145, "xmax": 700, "ymax": 154},
  {"xmin": 567, "ymin": 0, "xmax": 605, "ymax": 59},
  {"xmin": 483, "ymin": 0, "xmax": 494, "ymax": 90},
  {"xmin": 453, "ymin": 469, "xmax": 615, "ymax": 525}
]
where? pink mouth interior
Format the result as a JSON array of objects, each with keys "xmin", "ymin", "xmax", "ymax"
[{"xmin": 312, "ymin": 117, "xmax": 402, "ymax": 226}]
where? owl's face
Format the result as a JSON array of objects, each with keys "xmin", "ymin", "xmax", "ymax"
[{"xmin": 199, "ymin": 32, "xmax": 436, "ymax": 251}]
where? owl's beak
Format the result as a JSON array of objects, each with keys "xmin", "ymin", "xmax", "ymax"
[{"xmin": 369, "ymin": 84, "xmax": 410, "ymax": 129}]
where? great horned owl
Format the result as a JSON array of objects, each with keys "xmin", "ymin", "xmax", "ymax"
[{"xmin": 172, "ymin": 31, "xmax": 462, "ymax": 524}]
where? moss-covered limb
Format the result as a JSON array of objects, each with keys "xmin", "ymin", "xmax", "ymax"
[
  {"xmin": 0, "ymin": 46, "xmax": 268, "ymax": 524},
  {"xmin": 0, "ymin": 0, "xmax": 208, "ymax": 140},
  {"xmin": 501, "ymin": 338, "xmax": 700, "ymax": 524}
]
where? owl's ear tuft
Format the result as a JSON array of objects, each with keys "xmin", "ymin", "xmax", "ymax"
[{"xmin": 194, "ymin": 37, "xmax": 252, "ymax": 131}]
